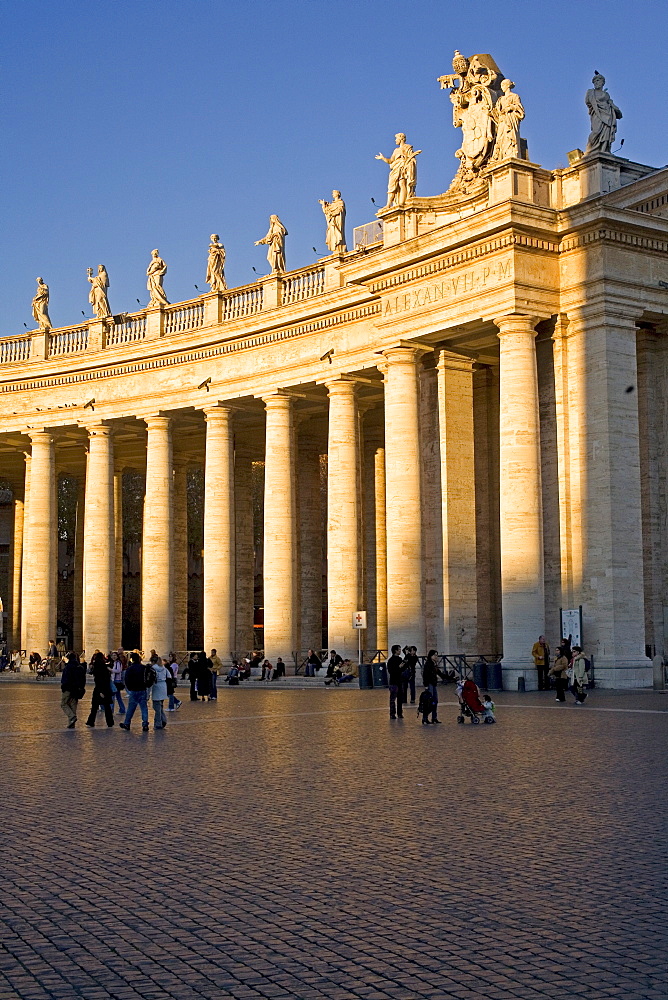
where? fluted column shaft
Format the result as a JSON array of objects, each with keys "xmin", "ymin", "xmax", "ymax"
[
  {"xmin": 203, "ymin": 407, "xmax": 235, "ymax": 660},
  {"xmin": 83, "ymin": 424, "xmax": 115, "ymax": 654},
  {"xmin": 262, "ymin": 395, "xmax": 296, "ymax": 660},
  {"xmin": 326, "ymin": 379, "xmax": 361, "ymax": 657},
  {"xmin": 24, "ymin": 432, "xmax": 57, "ymax": 656},
  {"xmin": 382, "ymin": 348, "xmax": 426, "ymax": 651},
  {"xmin": 173, "ymin": 458, "xmax": 189, "ymax": 653},
  {"xmin": 495, "ymin": 315, "xmax": 545, "ymax": 673},
  {"xmin": 142, "ymin": 416, "xmax": 173, "ymax": 656}
]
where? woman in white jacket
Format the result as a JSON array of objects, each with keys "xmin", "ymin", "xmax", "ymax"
[
  {"xmin": 149, "ymin": 655, "xmax": 170, "ymax": 730},
  {"xmin": 570, "ymin": 646, "xmax": 589, "ymax": 705}
]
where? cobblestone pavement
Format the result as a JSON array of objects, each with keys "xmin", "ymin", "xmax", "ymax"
[{"xmin": 0, "ymin": 684, "xmax": 666, "ymax": 1000}]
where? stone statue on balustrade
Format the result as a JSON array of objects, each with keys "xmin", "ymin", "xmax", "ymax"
[
  {"xmin": 319, "ymin": 191, "xmax": 347, "ymax": 253},
  {"xmin": 206, "ymin": 235, "xmax": 227, "ymax": 292},
  {"xmin": 32, "ymin": 277, "xmax": 52, "ymax": 331},
  {"xmin": 255, "ymin": 215, "xmax": 288, "ymax": 274},
  {"xmin": 490, "ymin": 79, "xmax": 525, "ymax": 163},
  {"xmin": 585, "ymin": 72, "xmax": 622, "ymax": 155},
  {"xmin": 437, "ymin": 50, "xmax": 506, "ymax": 196},
  {"xmin": 87, "ymin": 265, "xmax": 111, "ymax": 319},
  {"xmin": 375, "ymin": 134, "xmax": 421, "ymax": 210},
  {"xmin": 147, "ymin": 249, "xmax": 170, "ymax": 307}
]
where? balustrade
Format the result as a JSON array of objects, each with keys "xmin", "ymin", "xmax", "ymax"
[
  {"xmin": 0, "ymin": 260, "xmax": 331, "ymax": 367},
  {"xmin": 282, "ymin": 266, "xmax": 325, "ymax": 305},
  {"xmin": 164, "ymin": 300, "xmax": 204, "ymax": 336},
  {"xmin": 0, "ymin": 335, "xmax": 32, "ymax": 364},
  {"xmin": 48, "ymin": 325, "xmax": 89, "ymax": 356},
  {"xmin": 222, "ymin": 284, "xmax": 264, "ymax": 320},
  {"xmin": 106, "ymin": 314, "xmax": 147, "ymax": 347}
]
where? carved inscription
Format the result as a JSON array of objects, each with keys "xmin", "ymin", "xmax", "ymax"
[{"xmin": 383, "ymin": 258, "xmax": 511, "ymax": 316}]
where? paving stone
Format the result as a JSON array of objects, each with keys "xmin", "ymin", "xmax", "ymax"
[{"xmin": 0, "ymin": 686, "xmax": 666, "ymax": 999}]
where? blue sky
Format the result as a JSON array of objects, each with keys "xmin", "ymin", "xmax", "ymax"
[{"xmin": 1, "ymin": 0, "xmax": 666, "ymax": 336}]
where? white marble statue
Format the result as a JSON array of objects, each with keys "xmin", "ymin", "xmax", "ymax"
[
  {"xmin": 147, "ymin": 249, "xmax": 169, "ymax": 307},
  {"xmin": 255, "ymin": 215, "xmax": 288, "ymax": 273},
  {"xmin": 87, "ymin": 265, "xmax": 111, "ymax": 319},
  {"xmin": 375, "ymin": 133, "xmax": 422, "ymax": 210},
  {"xmin": 206, "ymin": 235, "xmax": 227, "ymax": 292},
  {"xmin": 319, "ymin": 191, "xmax": 347, "ymax": 253},
  {"xmin": 438, "ymin": 51, "xmax": 505, "ymax": 194},
  {"xmin": 491, "ymin": 79, "xmax": 525, "ymax": 161},
  {"xmin": 585, "ymin": 72, "xmax": 622, "ymax": 155},
  {"xmin": 32, "ymin": 277, "xmax": 52, "ymax": 331}
]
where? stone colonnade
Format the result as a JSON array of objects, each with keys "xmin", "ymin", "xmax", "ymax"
[{"xmin": 2, "ymin": 311, "xmax": 655, "ymax": 685}]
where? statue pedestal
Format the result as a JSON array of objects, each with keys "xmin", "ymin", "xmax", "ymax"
[
  {"xmin": 146, "ymin": 308, "xmax": 164, "ymax": 340},
  {"xmin": 203, "ymin": 292, "xmax": 222, "ymax": 327},
  {"xmin": 261, "ymin": 275, "xmax": 283, "ymax": 310},
  {"xmin": 376, "ymin": 206, "xmax": 420, "ymax": 247},
  {"xmin": 486, "ymin": 157, "xmax": 553, "ymax": 209}
]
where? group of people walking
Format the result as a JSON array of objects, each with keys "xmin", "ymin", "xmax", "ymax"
[
  {"xmin": 532, "ymin": 635, "xmax": 591, "ymax": 703},
  {"xmin": 386, "ymin": 646, "xmax": 457, "ymax": 722},
  {"xmin": 58, "ymin": 647, "xmax": 227, "ymax": 731}
]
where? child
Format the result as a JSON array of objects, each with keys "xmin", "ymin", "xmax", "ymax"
[{"xmin": 482, "ymin": 694, "xmax": 496, "ymax": 722}]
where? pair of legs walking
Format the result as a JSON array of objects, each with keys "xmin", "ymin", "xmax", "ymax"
[
  {"xmin": 86, "ymin": 689, "xmax": 114, "ymax": 727},
  {"xmin": 389, "ymin": 684, "xmax": 403, "ymax": 719},
  {"xmin": 120, "ymin": 690, "xmax": 149, "ymax": 730}
]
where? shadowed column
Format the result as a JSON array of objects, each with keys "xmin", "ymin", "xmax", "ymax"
[
  {"xmin": 114, "ymin": 468, "xmax": 124, "ymax": 649},
  {"xmin": 24, "ymin": 432, "xmax": 56, "ymax": 656},
  {"xmin": 83, "ymin": 423, "xmax": 115, "ymax": 654},
  {"xmin": 495, "ymin": 315, "xmax": 545, "ymax": 682},
  {"xmin": 382, "ymin": 347, "xmax": 426, "ymax": 652},
  {"xmin": 203, "ymin": 406, "xmax": 235, "ymax": 660},
  {"xmin": 262, "ymin": 394, "xmax": 296, "ymax": 661},
  {"xmin": 142, "ymin": 416, "xmax": 173, "ymax": 656}
]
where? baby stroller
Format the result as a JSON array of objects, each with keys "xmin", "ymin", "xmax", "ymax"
[
  {"xmin": 35, "ymin": 659, "xmax": 50, "ymax": 681},
  {"xmin": 457, "ymin": 678, "xmax": 493, "ymax": 724}
]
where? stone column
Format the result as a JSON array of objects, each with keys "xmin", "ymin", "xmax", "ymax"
[
  {"xmin": 72, "ymin": 474, "xmax": 85, "ymax": 654},
  {"xmin": 234, "ymin": 442, "xmax": 255, "ymax": 656},
  {"xmin": 24, "ymin": 431, "xmax": 57, "ymax": 656},
  {"xmin": 262, "ymin": 394, "xmax": 297, "ymax": 661},
  {"xmin": 326, "ymin": 379, "xmax": 361, "ymax": 658},
  {"xmin": 495, "ymin": 315, "xmax": 545, "ymax": 686},
  {"xmin": 558, "ymin": 308, "xmax": 649, "ymax": 684},
  {"xmin": 203, "ymin": 406, "xmax": 235, "ymax": 660},
  {"xmin": 113, "ymin": 468, "xmax": 124, "ymax": 648},
  {"xmin": 20, "ymin": 454, "xmax": 31, "ymax": 652},
  {"xmin": 83, "ymin": 423, "xmax": 115, "ymax": 654},
  {"xmin": 142, "ymin": 415, "xmax": 173, "ymax": 656},
  {"xmin": 7, "ymin": 472, "xmax": 25, "ymax": 651},
  {"xmin": 382, "ymin": 348, "xmax": 426, "ymax": 652},
  {"xmin": 173, "ymin": 457, "xmax": 189, "ymax": 653},
  {"xmin": 363, "ymin": 417, "xmax": 387, "ymax": 655},
  {"xmin": 297, "ymin": 426, "xmax": 323, "ymax": 655},
  {"xmin": 437, "ymin": 350, "xmax": 478, "ymax": 651}
]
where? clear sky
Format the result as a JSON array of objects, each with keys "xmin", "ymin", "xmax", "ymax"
[{"xmin": 1, "ymin": 0, "xmax": 666, "ymax": 337}]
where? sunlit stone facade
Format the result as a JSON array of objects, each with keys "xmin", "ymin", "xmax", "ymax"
[{"xmin": 1, "ymin": 148, "xmax": 667, "ymax": 688}]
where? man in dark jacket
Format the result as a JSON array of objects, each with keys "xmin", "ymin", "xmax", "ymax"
[
  {"xmin": 61, "ymin": 653, "xmax": 86, "ymax": 729},
  {"xmin": 119, "ymin": 652, "xmax": 151, "ymax": 731},
  {"xmin": 401, "ymin": 645, "xmax": 419, "ymax": 705},
  {"xmin": 85, "ymin": 651, "xmax": 115, "ymax": 727},
  {"xmin": 386, "ymin": 645, "xmax": 404, "ymax": 720}
]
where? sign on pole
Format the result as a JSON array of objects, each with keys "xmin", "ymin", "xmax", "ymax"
[{"xmin": 353, "ymin": 611, "xmax": 367, "ymax": 664}]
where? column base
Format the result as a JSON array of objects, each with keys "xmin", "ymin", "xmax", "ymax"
[{"xmin": 501, "ymin": 666, "xmax": 539, "ymax": 692}]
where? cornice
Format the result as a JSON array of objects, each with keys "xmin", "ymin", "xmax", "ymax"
[{"xmin": 0, "ymin": 301, "xmax": 381, "ymax": 395}]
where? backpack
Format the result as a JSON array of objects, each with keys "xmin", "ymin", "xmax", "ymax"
[
  {"xmin": 144, "ymin": 664, "xmax": 157, "ymax": 688},
  {"xmin": 417, "ymin": 689, "xmax": 433, "ymax": 717}
]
